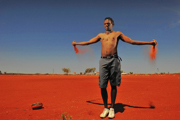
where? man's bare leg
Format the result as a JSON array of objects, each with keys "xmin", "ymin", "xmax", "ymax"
[
  {"xmin": 101, "ymin": 88, "xmax": 108, "ymax": 108},
  {"xmin": 100, "ymin": 88, "xmax": 109, "ymax": 118},
  {"xmin": 101, "ymin": 86, "xmax": 117, "ymax": 108},
  {"xmin": 111, "ymin": 86, "xmax": 117, "ymax": 108},
  {"xmin": 106, "ymin": 86, "xmax": 116, "ymax": 118}
]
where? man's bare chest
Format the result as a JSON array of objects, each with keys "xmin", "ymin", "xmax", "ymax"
[{"xmin": 100, "ymin": 33, "xmax": 118, "ymax": 42}]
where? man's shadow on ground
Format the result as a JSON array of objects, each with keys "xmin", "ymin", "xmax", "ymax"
[{"xmin": 86, "ymin": 100, "xmax": 155, "ymax": 113}]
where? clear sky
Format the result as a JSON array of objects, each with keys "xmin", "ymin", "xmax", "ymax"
[{"xmin": 0, "ymin": 0, "xmax": 180, "ymax": 74}]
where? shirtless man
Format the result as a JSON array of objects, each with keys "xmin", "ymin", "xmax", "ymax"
[{"xmin": 72, "ymin": 17, "xmax": 157, "ymax": 119}]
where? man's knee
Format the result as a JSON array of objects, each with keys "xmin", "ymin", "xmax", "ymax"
[
  {"xmin": 111, "ymin": 86, "xmax": 117, "ymax": 90},
  {"xmin": 101, "ymin": 88, "xmax": 107, "ymax": 92}
]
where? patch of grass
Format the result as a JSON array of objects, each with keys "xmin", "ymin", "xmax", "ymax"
[{"xmin": 60, "ymin": 112, "xmax": 72, "ymax": 120}]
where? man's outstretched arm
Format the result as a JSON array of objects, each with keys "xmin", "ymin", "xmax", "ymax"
[
  {"xmin": 72, "ymin": 34, "xmax": 101, "ymax": 46},
  {"xmin": 119, "ymin": 33, "xmax": 157, "ymax": 46}
]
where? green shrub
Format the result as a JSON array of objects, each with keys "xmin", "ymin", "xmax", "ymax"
[{"xmin": 60, "ymin": 112, "xmax": 72, "ymax": 120}]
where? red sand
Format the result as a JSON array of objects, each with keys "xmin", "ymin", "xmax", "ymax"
[
  {"xmin": 149, "ymin": 45, "xmax": 157, "ymax": 61},
  {"xmin": 74, "ymin": 46, "xmax": 79, "ymax": 53},
  {"xmin": 74, "ymin": 46, "xmax": 88, "ymax": 54},
  {"xmin": 0, "ymin": 74, "xmax": 180, "ymax": 120}
]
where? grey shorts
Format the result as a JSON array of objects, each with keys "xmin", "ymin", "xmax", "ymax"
[{"xmin": 99, "ymin": 57, "xmax": 121, "ymax": 88}]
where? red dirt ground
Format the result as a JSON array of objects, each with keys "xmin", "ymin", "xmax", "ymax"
[{"xmin": 0, "ymin": 74, "xmax": 180, "ymax": 120}]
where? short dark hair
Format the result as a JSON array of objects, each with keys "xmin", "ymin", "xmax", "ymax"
[{"xmin": 104, "ymin": 17, "xmax": 114, "ymax": 24}]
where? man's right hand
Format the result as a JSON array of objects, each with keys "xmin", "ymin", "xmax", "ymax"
[
  {"xmin": 151, "ymin": 39, "xmax": 157, "ymax": 46},
  {"xmin": 72, "ymin": 41, "xmax": 77, "ymax": 46}
]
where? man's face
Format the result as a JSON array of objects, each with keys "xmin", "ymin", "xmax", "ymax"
[{"xmin": 104, "ymin": 19, "xmax": 114, "ymax": 31}]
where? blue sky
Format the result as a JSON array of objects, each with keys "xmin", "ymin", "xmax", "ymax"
[{"xmin": 0, "ymin": 0, "xmax": 180, "ymax": 74}]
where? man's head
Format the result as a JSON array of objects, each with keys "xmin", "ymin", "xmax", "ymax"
[
  {"xmin": 104, "ymin": 17, "xmax": 114, "ymax": 25},
  {"xmin": 104, "ymin": 17, "xmax": 114, "ymax": 31}
]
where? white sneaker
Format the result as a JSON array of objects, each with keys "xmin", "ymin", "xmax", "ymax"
[
  {"xmin": 100, "ymin": 108, "xmax": 109, "ymax": 118},
  {"xmin": 108, "ymin": 108, "xmax": 115, "ymax": 119}
]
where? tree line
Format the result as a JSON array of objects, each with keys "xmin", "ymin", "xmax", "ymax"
[
  {"xmin": 62, "ymin": 69, "xmax": 125, "ymax": 75},
  {"xmin": 62, "ymin": 68, "xmax": 96, "ymax": 75},
  {"xmin": 0, "ymin": 69, "xmax": 127, "ymax": 75}
]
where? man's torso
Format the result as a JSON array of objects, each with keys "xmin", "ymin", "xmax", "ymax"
[{"xmin": 99, "ymin": 31, "xmax": 122, "ymax": 57}]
